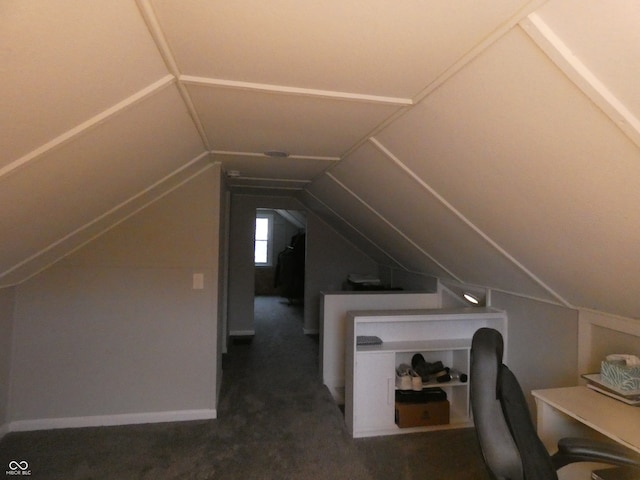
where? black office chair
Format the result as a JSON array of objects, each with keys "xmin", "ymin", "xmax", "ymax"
[{"xmin": 470, "ymin": 327, "xmax": 640, "ymax": 480}]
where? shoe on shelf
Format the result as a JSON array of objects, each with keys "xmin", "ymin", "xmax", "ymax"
[
  {"xmin": 411, "ymin": 353, "xmax": 445, "ymax": 383},
  {"xmin": 410, "ymin": 369, "xmax": 423, "ymax": 391},
  {"xmin": 396, "ymin": 363, "xmax": 423, "ymax": 391}
]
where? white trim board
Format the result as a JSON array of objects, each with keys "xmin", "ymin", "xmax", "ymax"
[
  {"xmin": 8, "ymin": 409, "xmax": 217, "ymax": 434},
  {"xmin": 520, "ymin": 13, "xmax": 640, "ymax": 151}
]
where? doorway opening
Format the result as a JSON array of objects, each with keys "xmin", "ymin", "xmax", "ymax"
[{"xmin": 253, "ymin": 208, "xmax": 306, "ymax": 329}]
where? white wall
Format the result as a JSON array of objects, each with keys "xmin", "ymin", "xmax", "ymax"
[
  {"xmin": 8, "ymin": 166, "xmax": 222, "ymax": 430},
  {"xmin": 0, "ymin": 287, "xmax": 15, "ymax": 436},
  {"xmin": 304, "ymin": 214, "xmax": 379, "ymax": 333},
  {"xmin": 379, "ymin": 266, "xmax": 439, "ymax": 292},
  {"xmin": 491, "ymin": 291, "xmax": 578, "ymax": 417}
]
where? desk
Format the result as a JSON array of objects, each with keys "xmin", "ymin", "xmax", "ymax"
[{"xmin": 533, "ymin": 386, "xmax": 640, "ymax": 479}]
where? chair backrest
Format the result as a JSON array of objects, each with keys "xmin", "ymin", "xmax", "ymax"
[{"xmin": 470, "ymin": 328, "xmax": 557, "ymax": 480}]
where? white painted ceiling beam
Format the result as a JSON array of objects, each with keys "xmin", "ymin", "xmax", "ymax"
[
  {"xmin": 136, "ymin": 0, "xmax": 211, "ymax": 150},
  {"xmin": 180, "ymin": 75, "xmax": 413, "ymax": 107},
  {"xmin": 521, "ymin": 13, "xmax": 640, "ymax": 151}
]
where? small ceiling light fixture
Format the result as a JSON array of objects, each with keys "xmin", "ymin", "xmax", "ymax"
[
  {"xmin": 264, "ymin": 150, "xmax": 289, "ymax": 158},
  {"xmin": 463, "ymin": 293, "xmax": 480, "ymax": 305}
]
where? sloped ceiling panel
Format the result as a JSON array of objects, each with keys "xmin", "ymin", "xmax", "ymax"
[
  {"xmin": 1, "ymin": 0, "xmax": 169, "ymax": 166},
  {"xmin": 297, "ymin": 189, "xmax": 403, "ymax": 269},
  {"xmin": 375, "ymin": 26, "xmax": 640, "ymax": 317},
  {"xmin": 307, "ymin": 175, "xmax": 453, "ymax": 278},
  {"xmin": 150, "ymin": 0, "xmax": 539, "ymax": 98},
  {"xmin": 329, "ymin": 141, "xmax": 558, "ymax": 301},
  {"xmin": 186, "ymin": 84, "xmax": 402, "ymax": 157},
  {"xmin": 0, "ymin": 158, "xmax": 213, "ymax": 287},
  {"xmin": 0, "ymin": 87, "xmax": 205, "ymax": 279}
]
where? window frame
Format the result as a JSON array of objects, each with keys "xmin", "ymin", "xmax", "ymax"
[{"xmin": 254, "ymin": 211, "xmax": 274, "ymax": 266}]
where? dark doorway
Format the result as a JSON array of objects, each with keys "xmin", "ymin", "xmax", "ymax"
[{"xmin": 253, "ymin": 208, "xmax": 306, "ymax": 304}]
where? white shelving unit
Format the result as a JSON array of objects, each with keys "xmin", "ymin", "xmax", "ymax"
[
  {"xmin": 344, "ymin": 307, "xmax": 507, "ymax": 438},
  {"xmin": 319, "ymin": 291, "xmax": 441, "ymax": 403}
]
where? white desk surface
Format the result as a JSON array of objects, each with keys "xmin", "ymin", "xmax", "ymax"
[{"xmin": 532, "ymin": 386, "xmax": 640, "ymax": 454}]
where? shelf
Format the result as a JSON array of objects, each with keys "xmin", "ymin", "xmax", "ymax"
[
  {"xmin": 357, "ymin": 338, "xmax": 471, "ymax": 353},
  {"xmin": 394, "ymin": 380, "xmax": 468, "ymax": 391},
  {"xmin": 349, "ymin": 307, "xmax": 505, "ymax": 323}
]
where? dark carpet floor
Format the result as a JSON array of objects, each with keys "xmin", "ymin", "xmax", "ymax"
[{"xmin": 0, "ymin": 296, "xmax": 491, "ymax": 479}]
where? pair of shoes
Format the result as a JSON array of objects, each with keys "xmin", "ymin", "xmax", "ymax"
[
  {"xmin": 411, "ymin": 354, "xmax": 447, "ymax": 383},
  {"xmin": 396, "ymin": 363, "xmax": 423, "ymax": 391}
]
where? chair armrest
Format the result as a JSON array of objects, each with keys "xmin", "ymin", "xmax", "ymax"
[{"xmin": 551, "ymin": 437, "xmax": 640, "ymax": 470}]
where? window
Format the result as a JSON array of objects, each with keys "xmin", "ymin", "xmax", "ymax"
[{"xmin": 254, "ymin": 212, "xmax": 273, "ymax": 265}]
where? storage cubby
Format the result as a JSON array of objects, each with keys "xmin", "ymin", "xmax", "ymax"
[{"xmin": 344, "ymin": 308, "xmax": 507, "ymax": 438}]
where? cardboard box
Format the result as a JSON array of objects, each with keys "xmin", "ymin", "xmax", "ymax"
[{"xmin": 395, "ymin": 400, "xmax": 449, "ymax": 428}]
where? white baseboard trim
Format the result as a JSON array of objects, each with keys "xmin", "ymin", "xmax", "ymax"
[
  {"xmin": 330, "ymin": 386, "xmax": 345, "ymax": 405},
  {"xmin": 8, "ymin": 408, "xmax": 217, "ymax": 433},
  {"xmin": 229, "ymin": 330, "xmax": 255, "ymax": 336},
  {"xmin": 303, "ymin": 328, "xmax": 319, "ymax": 335}
]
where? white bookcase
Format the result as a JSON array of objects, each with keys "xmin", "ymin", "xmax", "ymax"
[
  {"xmin": 344, "ymin": 307, "xmax": 508, "ymax": 438},
  {"xmin": 320, "ymin": 291, "xmax": 441, "ymax": 403}
]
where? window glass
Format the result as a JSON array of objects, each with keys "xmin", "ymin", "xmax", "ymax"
[{"xmin": 254, "ymin": 215, "xmax": 271, "ymax": 265}]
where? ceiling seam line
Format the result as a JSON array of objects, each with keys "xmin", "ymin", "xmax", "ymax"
[
  {"xmin": 325, "ymin": 172, "xmax": 463, "ymax": 283},
  {"xmin": 0, "ymin": 153, "xmax": 213, "ymax": 283},
  {"xmin": 369, "ymin": 136, "xmax": 572, "ymax": 308},
  {"xmin": 180, "ymin": 75, "xmax": 413, "ymax": 107},
  {"xmin": 0, "ymin": 75, "xmax": 174, "ymax": 182},
  {"xmin": 135, "ymin": 0, "xmax": 211, "ymax": 151},
  {"xmin": 520, "ymin": 13, "xmax": 640, "ymax": 151},
  {"xmin": 303, "ymin": 190, "xmax": 406, "ymax": 269}
]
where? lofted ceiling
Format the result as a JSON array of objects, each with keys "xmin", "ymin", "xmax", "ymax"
[{"xmin": 2, "ymin": 1, "xmax": 640, "ymax": 318}]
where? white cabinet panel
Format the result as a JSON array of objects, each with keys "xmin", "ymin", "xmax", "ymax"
[{"xmin": 353, "ymin": 352, "xmax": 395, "ymax": 433}]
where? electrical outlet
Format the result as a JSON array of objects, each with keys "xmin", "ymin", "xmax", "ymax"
[{"xmin": 193, "ymin": 273, "xmax": 204, "ymax": 290}]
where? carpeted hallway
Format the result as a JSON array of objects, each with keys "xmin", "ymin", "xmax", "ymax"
[{"xmin": 0, "ymin": 296, "xmax": 491, "ymax": 479}]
